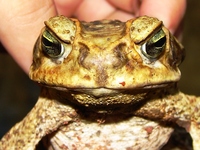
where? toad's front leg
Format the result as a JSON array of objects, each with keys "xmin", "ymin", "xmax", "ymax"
[
  {"xmin": 134, "ymin": 90, "xmax": 200, "ymax": 150},
  {"xmin": 0, "ymin": 88, "xmax": 77, "ymax": 150}
]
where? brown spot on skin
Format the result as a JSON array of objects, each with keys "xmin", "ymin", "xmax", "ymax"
[
  {"xmin": 68, "ymin": 111, "xmax": 78, "ymax": 118},
  {"xmin": 119, "ymin": 81, "xmax": 126, "ymax": 86},
  {"xmin": 85, "ymin": 143, "xmax": 92, "ymax": 148},
  {"xmin": 72, "ymin": 144, "xmax": 76, "ymax": 149},
  {"xmin": 83, "ymin": 75, "xmax": 91, "ymax": 80},
  {"xmin": 65, "ymin": 30, "xmax": 70, "ymax": 34},
  {"xmin": 96, "ymin": 130, "xmax": 101, "ymax": 136},
  {"xmin": 126, "ymin": 147, "xmax": 134, "ymax": 150},
  {"xmin": 61, "ymin": 144, "xmax": 69, "ymax": 149},
  {"xmin": 144, "ymin": 126, "xmax": 154, "ymax": 134},
  {"xmin": 77, "ymin": 136, "xmax": 81, "ymax": 141},
  {"xmin": 130, "ymin": 26, "xmax": 135, "ymax": 31},
  {"xmin": 96, "ymin": 69, "xmax": 108, "ymax": 86},
  {"xmin": 70, "ymin": 36, "xmax": 75, "ymax": 41},
  {"xmin": 137, "ymin": 29, "xmax": 141, "ymax": 32}
]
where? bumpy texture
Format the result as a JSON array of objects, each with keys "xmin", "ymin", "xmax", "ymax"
[
  {"xmin": 1, "ymin": 16, "xmax": 199, "ymax": 150},
  {"xmin": 30, "ymin": 16, "xmax": 183, "ymax": 90}
]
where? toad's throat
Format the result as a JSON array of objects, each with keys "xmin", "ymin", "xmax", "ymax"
[
  {"xmin": 69, "ymin": 86, "xmax": 169, "ymax": 105},
  {"xmin": 62, "ymin": 89, "xmax": 149, "ymax": 113},
  {"xmin": 71, "ymin": 91, "xmax": 148, "ymax": 106},
  {"xmin": 66, "ymin": 88, "xmax": 169, "ymax": 114}
]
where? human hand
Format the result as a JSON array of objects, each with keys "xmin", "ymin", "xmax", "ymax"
[{"xmin": 0, "ymin": 0, "xmax": 186, "ymax": 73}]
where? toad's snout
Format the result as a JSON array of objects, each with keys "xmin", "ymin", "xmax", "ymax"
[{"xmin": 78, "ymin": 44, "xmax": 128, "ymax": 70}]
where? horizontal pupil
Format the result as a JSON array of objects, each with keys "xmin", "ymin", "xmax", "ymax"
[
  {"xmin": 154, "ymin": 36, "xmax": 166, "ymax": 48},
  {"xmin": 42, "ymin": 37, "xmax": 62, "ymax": 56},
  {"xmin": 42, "ymin": 37, "xmax": 53, "ymax": 46},
  {"xmin": 146, "ymin": 36, "xmax": 166, "ymax": 57}
]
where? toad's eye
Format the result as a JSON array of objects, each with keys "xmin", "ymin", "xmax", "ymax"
[
  {"xmin": 141, "ymin": 29, "xmax": 166, "ymax": 59},
  {"xmin": 42, "ymin": 30, "xmax": 65, "ymax": 58}
]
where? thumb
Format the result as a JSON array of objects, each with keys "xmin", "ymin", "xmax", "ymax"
[{"xmin": 0, "ymin": 0, "xmax": 57, "ymax": 73}]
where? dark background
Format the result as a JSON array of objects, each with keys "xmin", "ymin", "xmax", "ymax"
[{"xmin": 0, "ymin": 0, "xmax": 200, "ymax": 138}]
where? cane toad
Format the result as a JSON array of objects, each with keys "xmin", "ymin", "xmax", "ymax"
[{"xmin": 1, "ymin": 16, "xmax": 200, "ymax": 150}]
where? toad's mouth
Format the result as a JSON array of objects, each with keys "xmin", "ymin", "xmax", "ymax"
[
  {"xmin": 46, "ymin": 82, "xmax": 172, "ymax": 97},
  {"xmin": 41, "ymin": 82, "xmax": 177, "ymax": 113},
  {"xmin": 70, "ymin": 83, "xmax": 170, "ymax": 97},
  {"xmin": 53, "ymin": 83, "xmax": 177, "ymax": 113}
]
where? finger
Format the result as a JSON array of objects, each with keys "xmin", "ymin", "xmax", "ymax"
[
  {"xmin": 139, "ymin": 0, "xmax": 186, "ymax": 33},
  {"xmin": 107, "ymin": 0, "xmax": 141, "ymax": 14},
  {"xmin": 74, "ymin": 0, "xmax": 116, "ymax": 21},
  {"xmin": 106, "ymin": 10, "xmax": 135, "ymax": 21},
  {"xmin": 54, "ymin": 0, "xmax": 83, "ymax": 16},
  {"xmin": 0, "ymin": 0, "xmax": 57, "ymax": 73}
]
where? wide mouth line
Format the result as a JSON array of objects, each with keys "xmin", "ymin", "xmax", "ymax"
[
  {"xmin": 40, "ymin": 82, "xmax": 172, "ymax": 91},
  {"xmin": 53, "ymin": 85, "xmax": 170, "ymax": 98}
]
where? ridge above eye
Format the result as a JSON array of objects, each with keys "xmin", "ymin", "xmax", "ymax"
[
  {"xmin": 141, "ymin": 29, "xmax": 166, "ymax": 59},
  {"xmin": 41, "ymin": 30, "xmax": 65, "ymax": 58}
]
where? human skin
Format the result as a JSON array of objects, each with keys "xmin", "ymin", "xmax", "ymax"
[{"xmin": 0, "ymin": 0, "xmax": 186, "ymax": 73}]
